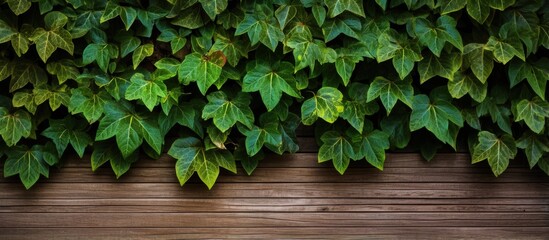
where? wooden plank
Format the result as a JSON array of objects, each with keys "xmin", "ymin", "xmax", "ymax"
[
  {"xmin": 1, "ymin": 212, "xmax": 548, "ymax": 228},
  {"xmin": 2, "ymin": 165, "xmax": 546, "ymax": 184},
  {"xmin": 2, "ymin": 227, "xmax": 548, "ymax": 239},
  {"xmin": 1, "ymin": 198, "xmax": 548, "ymax": 213},
  {"xmin": 1, "ymin": 182, "xmax": 548, "ymax": 199}
]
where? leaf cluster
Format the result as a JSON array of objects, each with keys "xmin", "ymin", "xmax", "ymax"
[{"xmin": 1, "ymin": 0, "xmax": 549, "ymax": 189}]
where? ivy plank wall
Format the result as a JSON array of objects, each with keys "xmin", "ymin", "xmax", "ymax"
[{"xmin": 1, "ymin": 139, "xmax": 549, "ymax": 239}]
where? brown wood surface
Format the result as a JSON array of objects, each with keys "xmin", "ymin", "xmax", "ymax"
[{"xmin": 1, "ymin": 140, "xmax": 548, "ymax": 238}]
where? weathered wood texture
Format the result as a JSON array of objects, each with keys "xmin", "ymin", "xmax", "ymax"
[{"xmin": 1, "ymin": 149, "xmax": 548, "ymax": 238}]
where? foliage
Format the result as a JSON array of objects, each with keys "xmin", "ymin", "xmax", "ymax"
[{"xmin": 1, "ymin": 0, "xmax": 549, "ymax": 189}]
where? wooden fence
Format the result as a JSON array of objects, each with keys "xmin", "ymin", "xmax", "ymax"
[{"xmin": 1, "ymin": 139, "xmax": 548, "ymax": 238}]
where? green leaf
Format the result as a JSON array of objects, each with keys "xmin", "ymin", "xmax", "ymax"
[
  {"xmin": 484, "ymin": 36, "xmax": 524, "ymax": 64},
  {"xmin": 168, "ymin": 137, "xmax": 235, "ymax": 189},
  {"xmin": 199, "ymin": 0, "xmax": 228, "ymax": 20},
  {"xmin": 202, "ymin": 91, "xmax": 255, "ymax": 132},
  {"xmin": 342, "ymin": 83, "xmax": 379, "ymax": 133},
  {"xmin": 418, "ymin": 52, "xmax": 462, "ymax": 83},
  {"xmin": 11, "ymin": 32, "xmax": 30, "ymax": 57},
  {"xmin": 119, "ymin": 6, "xmax": 138, "ymax": 30},
  {"xmin": 472, "ymin": 131, "xmax": 517, "ymax": 177},
  {"xmin": 301, "ymin": 87, "xmax": 344, "ymax": 125},
  {"xmin": 29, "ymin": 28, "xmax": 74, "ymax": 63},
  {"xmin": 439, "ymin": 0, "xmax": 466, "ymax": 15},
  {"xmin": 324, "ymin": 0, "xmax": 365, "ymax": 17},
  {"xmin": 409, "ymin": 94, "xmax": 463, "ymax": 148},
  {"xmin": 514, "ymin": 97, "xmax": 549, "ymax": 134},
  {"xmin": 508, "ymin": 59, "xmax": 549, "ymax": 100},
  {"xmin": 243, "ymin": 61, "xmax": 301, "ymax": 111},
  {"xmin": 119, "ymin": 35, "xmax": 141, "ymax": 58},
  {"xmin": 413, "ymin": 16, "xmax": 463, "ymax": 56},
  {"xmin": 33, "ymin": 85, "xmax": 71, "ymax": 111},
  {"xmin": 244, "ymin": 123, "xmax": 282, "ymax": 156},
  {"xmin": 0, "ymin": 107, "xmax": 32, "ymax": 147},
  {"xmin": 178, "ymin": 52, "xmax": 225, "ymax": 95},
  {"xmin": 91, "ymin": 140, "xmax": 137, "ymax": 178},
  {"xmin": 235, "ymin": 14, "xmax": 285, "ymax": 51},
  {"xmin": 211, "ymin": 32, "xmax": 249, "ymax": 67},
  {"xmin": 69, "ymin": 88, "xmax": 111, "ymax": 123},
  {"xmin": 466, "ymin": 0, "xmax": 490, "ymax": 23},
  {"xmin": 46, "ymin": 60, "xmax": 79, "ymax": 84},
  {"xmin": 96, "ymin": 102, "xmax": 163, "ymax": 158},
  {"xmin": 100, "ymin": 1, "xmax": 121, "ymax": 23},
  {"xmin": 447, "ymin": 72, "xmax": 487, "ymax": 102},
  {"xmin": 377, "ymin": 30, "xmax": 422, "ymax": 79},
  {"xmin": 9, "ymin": 61, "xmax": 48, "ymax": 93},
  {"xmin": 500, "ymin": 10, "xmax": 538, "ymax": 55},
  {"xmin": 322, "ymin": 15, "xmax": 361, "ymax": 42},
  {"xmin": 366, "ymin": 76, "xmax": 413, "ymax": 114},
  {"xmin": 318, "ymin": 130, "xmax": 357, "ymax": 174},
  {"xmin": 463, "ymin": 43, "xmax": 493, "ymax": 83},
  {"xmin": 381, "ymin": 113, "xmax": 411, "ymax": 148},
  {"xmin": 41, "ymin": 117, "xmax": 92, "ymax": 157},
  {"xmin": 132, "ymin": 44, "xmax": 154, "ymax": 69},
  {"xmin": 354, "ymin": 125, "xmax": 390, "ymax": 170},
  {"xmin": 7, "ymin": 0, "xmax": 32, "ymax": 15},
  {"xmin": 487, "ymin": 0, "xmax": 515, "ymax": 10},
  {"xmin": 82, "ymin": 43, "xmax": 119, "ymax": 73},
  {"xmin": 516, "ymin": 131, "xmax": 549, "ymax": 169},
  {"xmin": 125, "ymin": 73, "xmax": 167, "ymax": 111},
  {"xmin": 0, "ymin": 20, "xmax": 16, "ymax": 44},
  {"xmin": 3, "ymin": 145, "xmax": 52, "ymax": 189}
]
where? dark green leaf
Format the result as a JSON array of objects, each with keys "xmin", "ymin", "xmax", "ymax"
[
  {"xmin": 472, "ymin": 131, "xmax": 517, "ymax": 177},
  {"xmin": 301, "ymin": 87, "xmax": 344, "ymax": 125}
]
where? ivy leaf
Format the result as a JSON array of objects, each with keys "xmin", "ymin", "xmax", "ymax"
[
  {"xmin": 318, "ymin": 130, "xmax": 357, "ymax": 174},
  {"xmin": 463, "ymin": 43, "xmax": 493, "ymax": 83},
  {"xmin": 202, "ymin": 91, "xmax": 255, "ymax": 132},
  {"xmin": 91, "ymin": 140, "xmax": 137, "ymax": 178},
  {"xmin": 199, "ymin": 0, "xmax": 228, "ymax": 20},
  {"xmin": 211, "ymin": 32, "xmax": 249, "ymax": 67},
  {"xmin": 244, "ymin": 123, "xmax": 282, "ymax": 156},
  {"xmin": 514, "ymin": 97, "xmax": 549, "ymax": 134},
  {"xmin": 9, "ymin": 61, "xmax": 48, "ymax": 93},
  {"xmin": 439, "ymin": 0, "xmax": 467, "ymax": 15},
  {"xmin": 466, "ymin": 0, "xmax": 490, "ymax": 23},
  {"xmin": 125, "ymin": 73, "xmax": 167, "ymax": 111},
  {"xmin": 301, "ymin": 87, "xmax": 344, "ymax": 125},
  {"xmin": 69, "ymin": 88, "xmax": 111, "ymax": 123},
  {"xmin": 366, "ymin": 76, "xmax": 413, "ymax": 114},
  {"xmin": 0, "ymin": 59, "xmax": 11, "ymax": 82},
  {"xmin": 119, "ymin": 34, "xmax": 141, "ymax": 58},
  {"xmin": 324, "ymin": 0, "xmax": 365, "ymax": 18},
  {"xmin": 353, "ymin": 124, "xmax": 390, "ymax": 170},
  {"xmin": 96, "ymin": 102, "xmax": 163, "ymax": 158},
  {"xmin": 132, "ymin": 44, "xmax": 154, "ymax": 69},
  {"xmin": 322, "ymin": 15, "xmax": 361, "ymax": 42},
  {"xmin": 472, "ymin": 131, "xmax": 517, "ymax": 177},
  {"xmin": 342, "ymin": 83, "xmax": 379, "ymax": 133},
  {"xmin": 33, "ymin": 85, "xmax": 71, "ymax": 111},
  {"xmin": 409, "ymin": 94, "xmax": 463, "ymax": 148},
  {"xmin": 119, "ymin": 6, "xmax": 138, "ymax": 30},
  {"xmin": 487, "ymin": 0, "xmax": 515, "ymax": 10},
  {"xmin": 413, "ymin": 16, "xmax": 463, "ymax": 56},
  {"xmin": 447, "ymin": 72, "xmax": 487, "ymax": 102},
  {"xmin": 178, "ymin": 52, "xmax": 226, "ymax": 95},
  {"xmin": 100, "ymin": 1, "xmax": 121, "ymax": 23},
  {"xmin": 500, "ymin": 10, "xmax": 538, "ymax": 55},
  {"xmin": 377, "ymin": 30, "xmax": 422, "ymax": 79},
  {"xmin": 3, "ymin": 145, "xmax": 51, "ymax": 189},
  {"xmin": 41, "ymin": 117, "xmax": 92, "ymax": 158},
  {"xmin": 168, "ymin": 137, "xmax": 236, "ymax": 189},
  {"xmin": 243, "ymin": 61, "xmax": 301, "ymax": 111},
  {"xmin": 235, "ymin": 13, "xmax": 284, "ymax": 51},
  {"xmin": 418, "ymin": 52, "xmax": 462, "ymax": 83},
  {"xmin": 0, "ymin": 20, "xmax": 16, "ymax": 43},
  {"xmin": 516, "ymin": 131, "xmax": 549, "ymax": 169},
  {"xmin": 286, "ymin": 35, "xmax": 325, "ymax": 72},
  {"xmin": 46, "ymin": 60, "xmax": 79, "ymax": 84},
  {"xmin": 6, "ymin": 0, "xmax": 32, "ymax": 15},
  {"xmin": 484, "ymin": 36, "xmax": 524, "ymax": 64},
  {"xmin": 508, "ymin": 58, "xmax": 549, "ymax": 100},
  {"xmin": 30, "ymin": 27, "xmax": 74, "ymax": 63},
  {"xmin": 0, "ymin": 107, "xmax": 32, "ymax": 147},
  {"xmin": 82, "ymin": 43, "xmax": 119, "ymax": 73}
]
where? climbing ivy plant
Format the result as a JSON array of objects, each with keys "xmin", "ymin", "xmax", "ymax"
[{"xmin": 1, "ymin": 0, "xmax": 549, "ymax": 189}]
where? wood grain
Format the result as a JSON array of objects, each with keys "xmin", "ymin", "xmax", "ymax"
[{"xmin": 1, "ymin": 147, "xmax": 548, "ymax": 238}]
